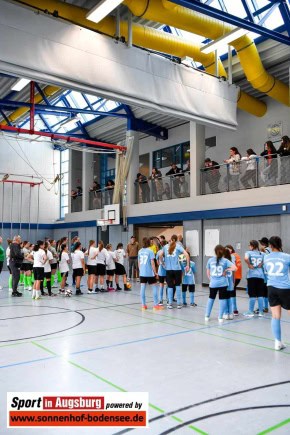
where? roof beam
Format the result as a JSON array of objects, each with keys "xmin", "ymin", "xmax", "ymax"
[
  {"xmin": 128, "ymin": 117, "xmax": 168, "ymax": 140},
  {"xmin": 169, "ymin": 0, "xmax": 290, "ymax": 45}
]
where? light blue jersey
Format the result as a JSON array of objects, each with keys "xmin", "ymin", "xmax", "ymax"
[
  {"xmin": 245, "ymin": 250, "xmax": 265, "ymax": 279},
  {"xmin": 156, "ymin": 250, "xmax": 166, "ymax": 276},
  {"xmin": 226, "ymin": 255, "xmax": 236, "ymax": 291},
  {"xmin": 181, "ymin": 261, "xmax": 196, "ymax": 285},
  {"xmin": 162, "ymin": 244, "xmax": 184, "ymax": 271},
  {"xmin": 264, "ymin": 252, "xmax": 290, "ymax": 289},
  {"xmin": 138, "ymin": 248, "xmax": 155, "ymax": 277},
  {"xmin": 206, "ymin": 257, "xmax": 233, "ymax": 288}
]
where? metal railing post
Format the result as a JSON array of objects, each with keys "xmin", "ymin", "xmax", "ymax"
[
  {"xmin": 226, "ymin": 164, "xmax": 230, "ymax": 192},
  {"xmin": 256, "ymin": 158, "xmax": 259, "ymax": 188}
]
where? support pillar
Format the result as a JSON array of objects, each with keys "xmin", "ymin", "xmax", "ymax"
[
  {"xmin": 126, "ymin": 130, "xmax": 139, "ymax": 205},
  {"xmin": 82, "ymin": 152, "xmax": 94, "ymax": 211},
  {"xmin": 190, "ymin": 122, "xmax": 205, "ymax": 197},
  {"xmin": 68, "ymin": 149, "xmax": 72, "ymax": 214}
]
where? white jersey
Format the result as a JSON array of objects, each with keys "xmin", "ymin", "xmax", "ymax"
[
  {"xmin": 115, "ymin": 249, "xmax": 126, "ymax": 265},
  {"xmin": 6, "ymin": 247, "xmax": 10, "ymax": 266},
  {"xmin": 106, "ymin": 251, "xmax": 116, "ymax": 270},
  {"xmin": 72, "ymin": 250, "xmax": 84, "ymax": 269},
  {"xmin": 86, "ymin": 246, "xmax": 98, "ymax": 266},
  {"xmin": 33, "ymin": 249, "xmax": 46, "ymax": 268},
  {"xmin": 44, "ymin": 250, "xmax": 53, "ymax": 273},
  {"xmin": 59, "ymin": 252, "xmax": 70, "ymax": 273},
  {"xmin": 96, "ymin": 248, "xmax": 108, "ymax": 265}
]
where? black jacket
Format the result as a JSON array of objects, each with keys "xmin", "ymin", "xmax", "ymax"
[
  {"xmin": 10, "ymin": 243, "xmax": 24, "ymax": 263},
  {"xmin": 166, "ymin": 167, "xmax": 183, "ymax": 177}
]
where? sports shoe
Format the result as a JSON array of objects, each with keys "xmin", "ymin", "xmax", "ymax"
[
  {"xmin": 100, "ymin": 288, "xmax": 109, "ymax": 293},
  {"xmin": 173, "ymin": 298, "xmax": 177, "ymax": 302},
  {"xmin": 254, "ymin": 309, "xmax": 259, "ymax": 314},
  {"xmin": 177, "ymin": 305, "xmax": 182, "ymax": 309},
  {"xmin": 127, "ymin": 278, "xmax": 131, "ymax": 282},
  {"xmin": 35, "ymin": 295, "xmax": 41, "ymax": 300},
  {"xmin": 32, "ymin": 295, "xmax": 35, "ymax": 300},
  {"xmin": 190, "ymin": 303, "xmax": 197, "ymax": 307},
  {"xmin": 87, "ymin": 289, "xmax": 93, "ymax": 294},
  {"xmin": 28, "ymin": 286, "xmax": 32, "ymax": 291},
  {"xmin": 0, "ymin": 286, "xmax": 2, "ymax": 290},
  {"xmin": 223, "ymin": 314, "xmax": 229, "ymax": 320},
  {"xmin": 167, "ymin": 304, "xmax": 173, "ymax": 309},
  {"xmin": 137, "ymin": 278, "xmax": 140, "ymax": 282},
  {"xmin": 263, "ymin": 308, "xmax": 269, "ymax": 313},
  {"xmin": 258, "ymin": 312, "xmax": 264, "ymax": 317},
  {"xmin": 158, "ymin": 301, "xmax": 164, "ymax": 306},
  {"xmin": 218, "ymin": 318, "xmax": 224, "ymax": 323},
  {"xmin": 94, "ymin": 287, "xmax": 100, "ymax": 293},
  {"xmin": 124, "ymin": 287, "xmax": 131, "ymax": 291},
  {"xmin": 243, "ymin": 311, "xmax": 255, "ymax": 317},
  {"xmin": 205, "ymin": 316, "xmax": 210, "ymax": 322},
  {"xmin": 141, "ymin": 305, "xmax": 147, "ymax": 310},
  {"xmin": 157, "ymin": 305, "xmax": 164, "ymax": 310},
  {"xmin": 228, "ymin": 314, "xmax": 234, "ymax": 320},
  {"xmin": 12, "ymin": 291, "xmax": 22, "ymax": 297},
  {"xmin": 108, "ymin": 287, "xmax": 115, "ymax": 292},
  {"xmin": 116, "ymin": 286, "xmax": 122, "ymax": 291},
  {"xmin": 24, "ymin": 287, "xmax": 28, "ymax": 291},
  {"xmin": 233, "ymin": 310, "xmax": 239, "ymax": 316},
  {"xmin": 183, "ymin": 302, "xmax": 187, "ymax": 307},
  {"xmin": 153, "ymin": 305, "xmax": 160, "ymax": 310},
  {"xmin": 59, "ymin": 289, "xmax": 65, "ymax": 294},
  {"xmin": 76, "ymin": 290, "xmax": 83, "ymax": 295},
  {"xmin": 275, "ymin": 340, "xmax": 286, "ymax": 351}
]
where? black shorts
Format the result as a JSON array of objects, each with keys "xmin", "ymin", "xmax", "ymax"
[
  {"xmin": 209, "ymin": 286, "xmax": 229, "ymax": 300},
  {"xmin": 166, "ymin": 270, "xmax": 182, "ymax": 288},
  {"xmin": 21, "ymin": 263, "xmax": 33, "ymax": 272},
  {"xmin": 115, "ymin": 263, "xmax": 126, "ymax": 276},
  {"xmin": 247, "ymin": 278, "xmax": 265, "ymax": 298},
  {"xmin": 33, "ymin": 267, "xmax": 44, "ymax": 281},
  {"xmin": 61, "ymin": 271, "xmax": 68, "ymax": 278},
  {"xmin": 227, "ymin": 290, "xmax": 235, "ymax": 298},
  {"xmin": 182, "ymin": 284, "xmax": 195, "ymax": 292},
  {"xmin": 87, "ymin": 265, "xmax": 97, "ymax": 275},
  {"xmin": 107, "ymin": 269, "xmax": 115, "ymax": 276},
  {"xmin": 268, "ymin": 286, "xmax": 290, "ymax": 309},
  {"xmin": 96, "ymin": 264, "xmax": 106, "ymax": 276},
  {"xmin": 44, "ymin": 272, "xmax": 51, "ymax": 279},
  {"xmin": 50, "ymin": 263, "xmax": 58, "ymax": 270},
  {"xmin": 0, "ymin": 261, "xmax": 3, "ymax": 274},
  {"xmin": 158, "ymin": 276, "xmax": 166, "ymax": 284},
  {"xmin": 140, "ymin": 276, "xmax": 157, "ymax": 284},
  {"xmin": 73, "ymin": 268, "xmax": 84, "ymax": 278}
]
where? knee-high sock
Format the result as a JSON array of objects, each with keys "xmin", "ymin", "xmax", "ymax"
[
  {"xmin": 23, "ymin": 275, "xmax": 28, "ymax": 287},
  {"xmin": 219, "ymin": 299, "xmax": 228, "ymax": 319},
  {"xmin": 159, "ymin": 285, "xmax": 164, "ymax": 302},
  {"xmin": 19, "ymin": 273, "xmax": 24, "ymax": 284},
  {"xmin": 224, "ymin": 298, "xmax": 230, "ymax": 314},
  {"xmin": 249, "ymin": 297, "xmax": 256, "ymax": 313},
  {"xmin": 152, "ymin": 285, "xmax": 158, "ymax": 306},
  {"xmin": 51, "ymin": 274, "xmax": 55, "ymax": 287},
  {"xmin": 229, "ymin": 298, "xmax": 235, "ymax": 314},
  {"xmin": 190, "ymin": 292, "xmax": 195, "ymax": 304},
  {"xmin": 27, "ymin": 276, "xmax": 32, "ymax": 287},
  {"xmin": 232, "ymin": 296, "xmax": 237, "ymax": 311},
  {"xmin": 271, "ymin": 318, "xmax": 281, "ymax": 341},
  {"xmin": 31, "ymin": 272, "xmax": 35, "ymax": 283},
  {"xmin": 182, "ymin": 291, "xmax": 187, "ymax": 304},
  {"xmin": 57, "ymin": 270, "xmax": 61, "ymax": 282},
  {"xmin": 47, "ymin": 281, "xmax": 52, "ymax": 295},
  {"xmin": 140, "ymin": 283, "xmax": 146, "ymax": 306},
  {"xmin": 167, "ymin": 287, "xmax": 174, "ymax": 304},
  {"xmin": 264, "ymin": 297, "xmax": 269, "ymax": 309},
  {"xmin": 205, "ymin": 298, "xmax": 214, "ymax": 317},
  {"xmin": 40, "ymin": 281, "xmax": 44, "ymax": 294},
  {"xmin": 8, "ymin": 276, "xmax": 12, "ymax": 289},
  {"xmin": 176, "ymin": 286, "xmax": 181, "ymax": 305},
  {"xmin": 258, "ymin": 297, "xmax": 264, "ymax": 313}
]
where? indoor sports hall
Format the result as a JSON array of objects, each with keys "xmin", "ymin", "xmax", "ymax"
[{"xmin": 0, "ymin": 1, "xmax": 290, "ymax": 434}]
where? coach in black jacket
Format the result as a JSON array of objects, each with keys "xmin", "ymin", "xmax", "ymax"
[{"xmin": 10, "ymin": 235, "xmax": 24, "ymax": 296}]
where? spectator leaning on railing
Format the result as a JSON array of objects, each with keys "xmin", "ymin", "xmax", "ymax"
[
  {"xmin": 149, "ymin": 168, "xmax": 163, "ymax": 201},
  {"xmin": 260, "ymin": 141, "xmax": 278, "ymax": 186},
  {"xmin": 203, "ymin": 158, "xmax": 221, "ymax": 193},
  {"xmin": 240, "ymin": 148, "xmax": 258, "ymax": 189},
  {"xmin": 277, "ymin": 135, "xmax": 290, "ymax": 185},
  {"xmin": 166, "ymin": 162, "xmax": 183, "ymax": 198},
  {"xmin": 224, "ymin": 147, "xmax": 241, "ymax": 191},
  {"xmin": 89, "ymin": 180, "xmax": 102, "ymax": 209},
  {"xmin": 136, "ymin": 173, "xmax": 150, "ymax": 203}
]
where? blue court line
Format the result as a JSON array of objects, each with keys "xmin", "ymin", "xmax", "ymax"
[{"xmin": 0, "ymin": 317, "xmax": 252, "ymax": 370}]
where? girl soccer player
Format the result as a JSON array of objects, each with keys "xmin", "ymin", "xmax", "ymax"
[
  {"xmin": 114, "ymin": 243, "xmax": 130, "ymax": 291},
  {"xmin": 156, "ymin": 241, "xmax": 167, "ymax": 305},
  {"xmin": 244, "ymin": 240, "xmax": 265, "ymax": 317},
  {"xmin": 180, "ymin": 250, "xmax": 196, "ymax": 307},
  {"xmin": 95, "ymin": 241, "xmax": 108, "ymax": 293},
  {"xmin": 225, "ymin": 244, "xmax": 241, "ymax": 315},
  {"xmin": 138, "ymin": 237, "xmax": 160, "ymax": 311},
  {"xmin": 42, "ymin": 242, "xmax": 55, "ymax": 296},
  {"xmin": 85, "ymin": 240, "xmax": 98, "ymax": 294},
  {"xmin": 22, "ymin": 241, "xmax": 33, "ymax": 291},
  {"xmin": 71, "ymin": 242, "xmax": 85, "ymax": 295},
  {"xmin": 59, "ymin": 244, "xmax": 70, "ymax": 294},
  {"xmin": 223, "ymin": 247, "xmax": 236, "ymax": 320},
  {"xmin": 106, "ymin": 244, "xmax": 116, "ymax": 291},
  {"xmin": 32, "ymin": 241, "xmax": 46, "ymax": 300},
  {"xmin": 159, "ymin": 235, "xmax": 190, "ymax": 309},
  {"xmin": 205, "ymin": 245, "xmax": 237, "ymax": 322},
  {"xmin": 263, "ymin": 236, "xmax": 290, "ymax": 351}
]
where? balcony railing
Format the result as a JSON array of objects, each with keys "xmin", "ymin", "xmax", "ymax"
[
  {"xmin": 71, "ymin": 195, "xmax": 82, "ymax": 212},
  {"xmin": 88, "ymin": 188, "xmax": 114, "ymax": 210},
  {"xmin": 200, "ymin": 154, "xmax": 290, "ymax": 195},
  {"xmin": 134, "ymin": 173, "xmax": 190, "ymax": 204}
]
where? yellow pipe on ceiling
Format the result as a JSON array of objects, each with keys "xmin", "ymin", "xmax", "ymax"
[
  {"xmin": 124, "ymin": 0, "xmax": 289, "ymax": 107},
  {"xmin": 8, "ymin": 0, "xmax": 266, "ymax": 119}
]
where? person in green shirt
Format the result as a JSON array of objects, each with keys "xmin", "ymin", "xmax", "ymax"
[{"xmin": 0, "ymin": 237, "xmax": 4, "ymax": 290}]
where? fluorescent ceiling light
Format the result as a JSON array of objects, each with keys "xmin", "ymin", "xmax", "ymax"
[
  {"xmin": 86, "ymin": 0, "xmax": 124, "ymax": 24},
  {"xmin": 200, "ymin": 27, "xmax": 249, "ymax": 54},
  {"xmin": 11, "ymin": 78, "xmax": 30, "ymax": 91}
]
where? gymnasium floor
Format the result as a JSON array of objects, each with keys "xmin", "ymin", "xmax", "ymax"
[{"xmin": 0, "ymin": 271, "xmax": 290, "ymax": 435}]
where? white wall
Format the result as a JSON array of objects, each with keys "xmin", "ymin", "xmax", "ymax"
[{"xmin": 0, "ymin": 135, "xmax": 60, "ymax": 224}]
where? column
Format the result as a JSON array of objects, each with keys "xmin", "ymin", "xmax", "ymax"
[
  {"xmin": 68, "ymin": 149, "xmax": 72, "ymax": 214},
  {"xmin": 82, "ymin": 152, "xmax": 94, "ymax": 211},
  {"xmin": 190, "ymin": 122, "xmax": 205, "ymax": 197},
  {"xmin": 126, "ymin": 130, "xmax": 139, "ymax": 205}
]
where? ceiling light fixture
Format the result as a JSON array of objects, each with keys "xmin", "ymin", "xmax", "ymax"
[
  {"xmin": 11, "ymin": 78, "xmax": 31, "ymax": 92},
  {"xmin": 200, "ymin": 27, "xmax": 249, "ymax": 54},
  {"xmin": 86, "ymin": 0, "xmax": 124, "ymax": 24}
]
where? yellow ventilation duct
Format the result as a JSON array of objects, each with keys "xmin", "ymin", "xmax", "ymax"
[
  {"xmin": 124, "ymin": 0, "xmax": 289, "ymax": 107},
  {"xmin": 8, "ymin": 0, "xmax": 266, "ymax": 119}
]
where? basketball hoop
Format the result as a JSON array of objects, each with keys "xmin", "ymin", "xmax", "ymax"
[{"xmin": 97, "ymin": 218, "xmax": 114, "ymax": 231}]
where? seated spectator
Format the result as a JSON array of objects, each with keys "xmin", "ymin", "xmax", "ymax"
[
  {"xmin": 240, "ymin": 148, "xmax": 258, "ymax": 189},
  {"xmin": 224, "ymin": 147, "xmax": 241, "ymax": 191},
  {"xmin": 136, "ymin": 173, "xmax": 150, "ymax": 203},
  {"xmin": 203, "ymin": 158, "xmax": 221, "ymax": 193},
  {"xmin": 166, "ymin": 163, "xmax": 183, "ymax": 198},
  {"xmin": 277, "ymin": 136, "xmax": 290, "ymax": 184},
  {"xmin": 149, "ymin": 168, "xmax": 163, "ymax": 201},
  {"xmin": 260, "ymin": 141, "xmax": 278, "ymax": 186}
]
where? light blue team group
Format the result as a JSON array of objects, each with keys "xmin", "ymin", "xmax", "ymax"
[{"xmin": 138, "ymin": 234, "xmax": 290, "ymax": 351}]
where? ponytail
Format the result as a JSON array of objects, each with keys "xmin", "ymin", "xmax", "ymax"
[
  {"xmin": 168, "ymin": 234, "xmax": 177, "ymax": 255},
  {"xmin": 33, "ymin": 240, "xmax": 44, "ymax": 252},
  {"xmin": 60, "ymin": 243, "xmax": 67, "ymax": 260},
  {"xmin": 88, "ymin": 240, "xmax": 95, "ymax": 256},
  {"xmin": 215, "ymin": 244, "xmax": 225, "ymax": 266},
  {"xmin": 98, "ymin": 240, "xmax": 104, "ymax": 252}
]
